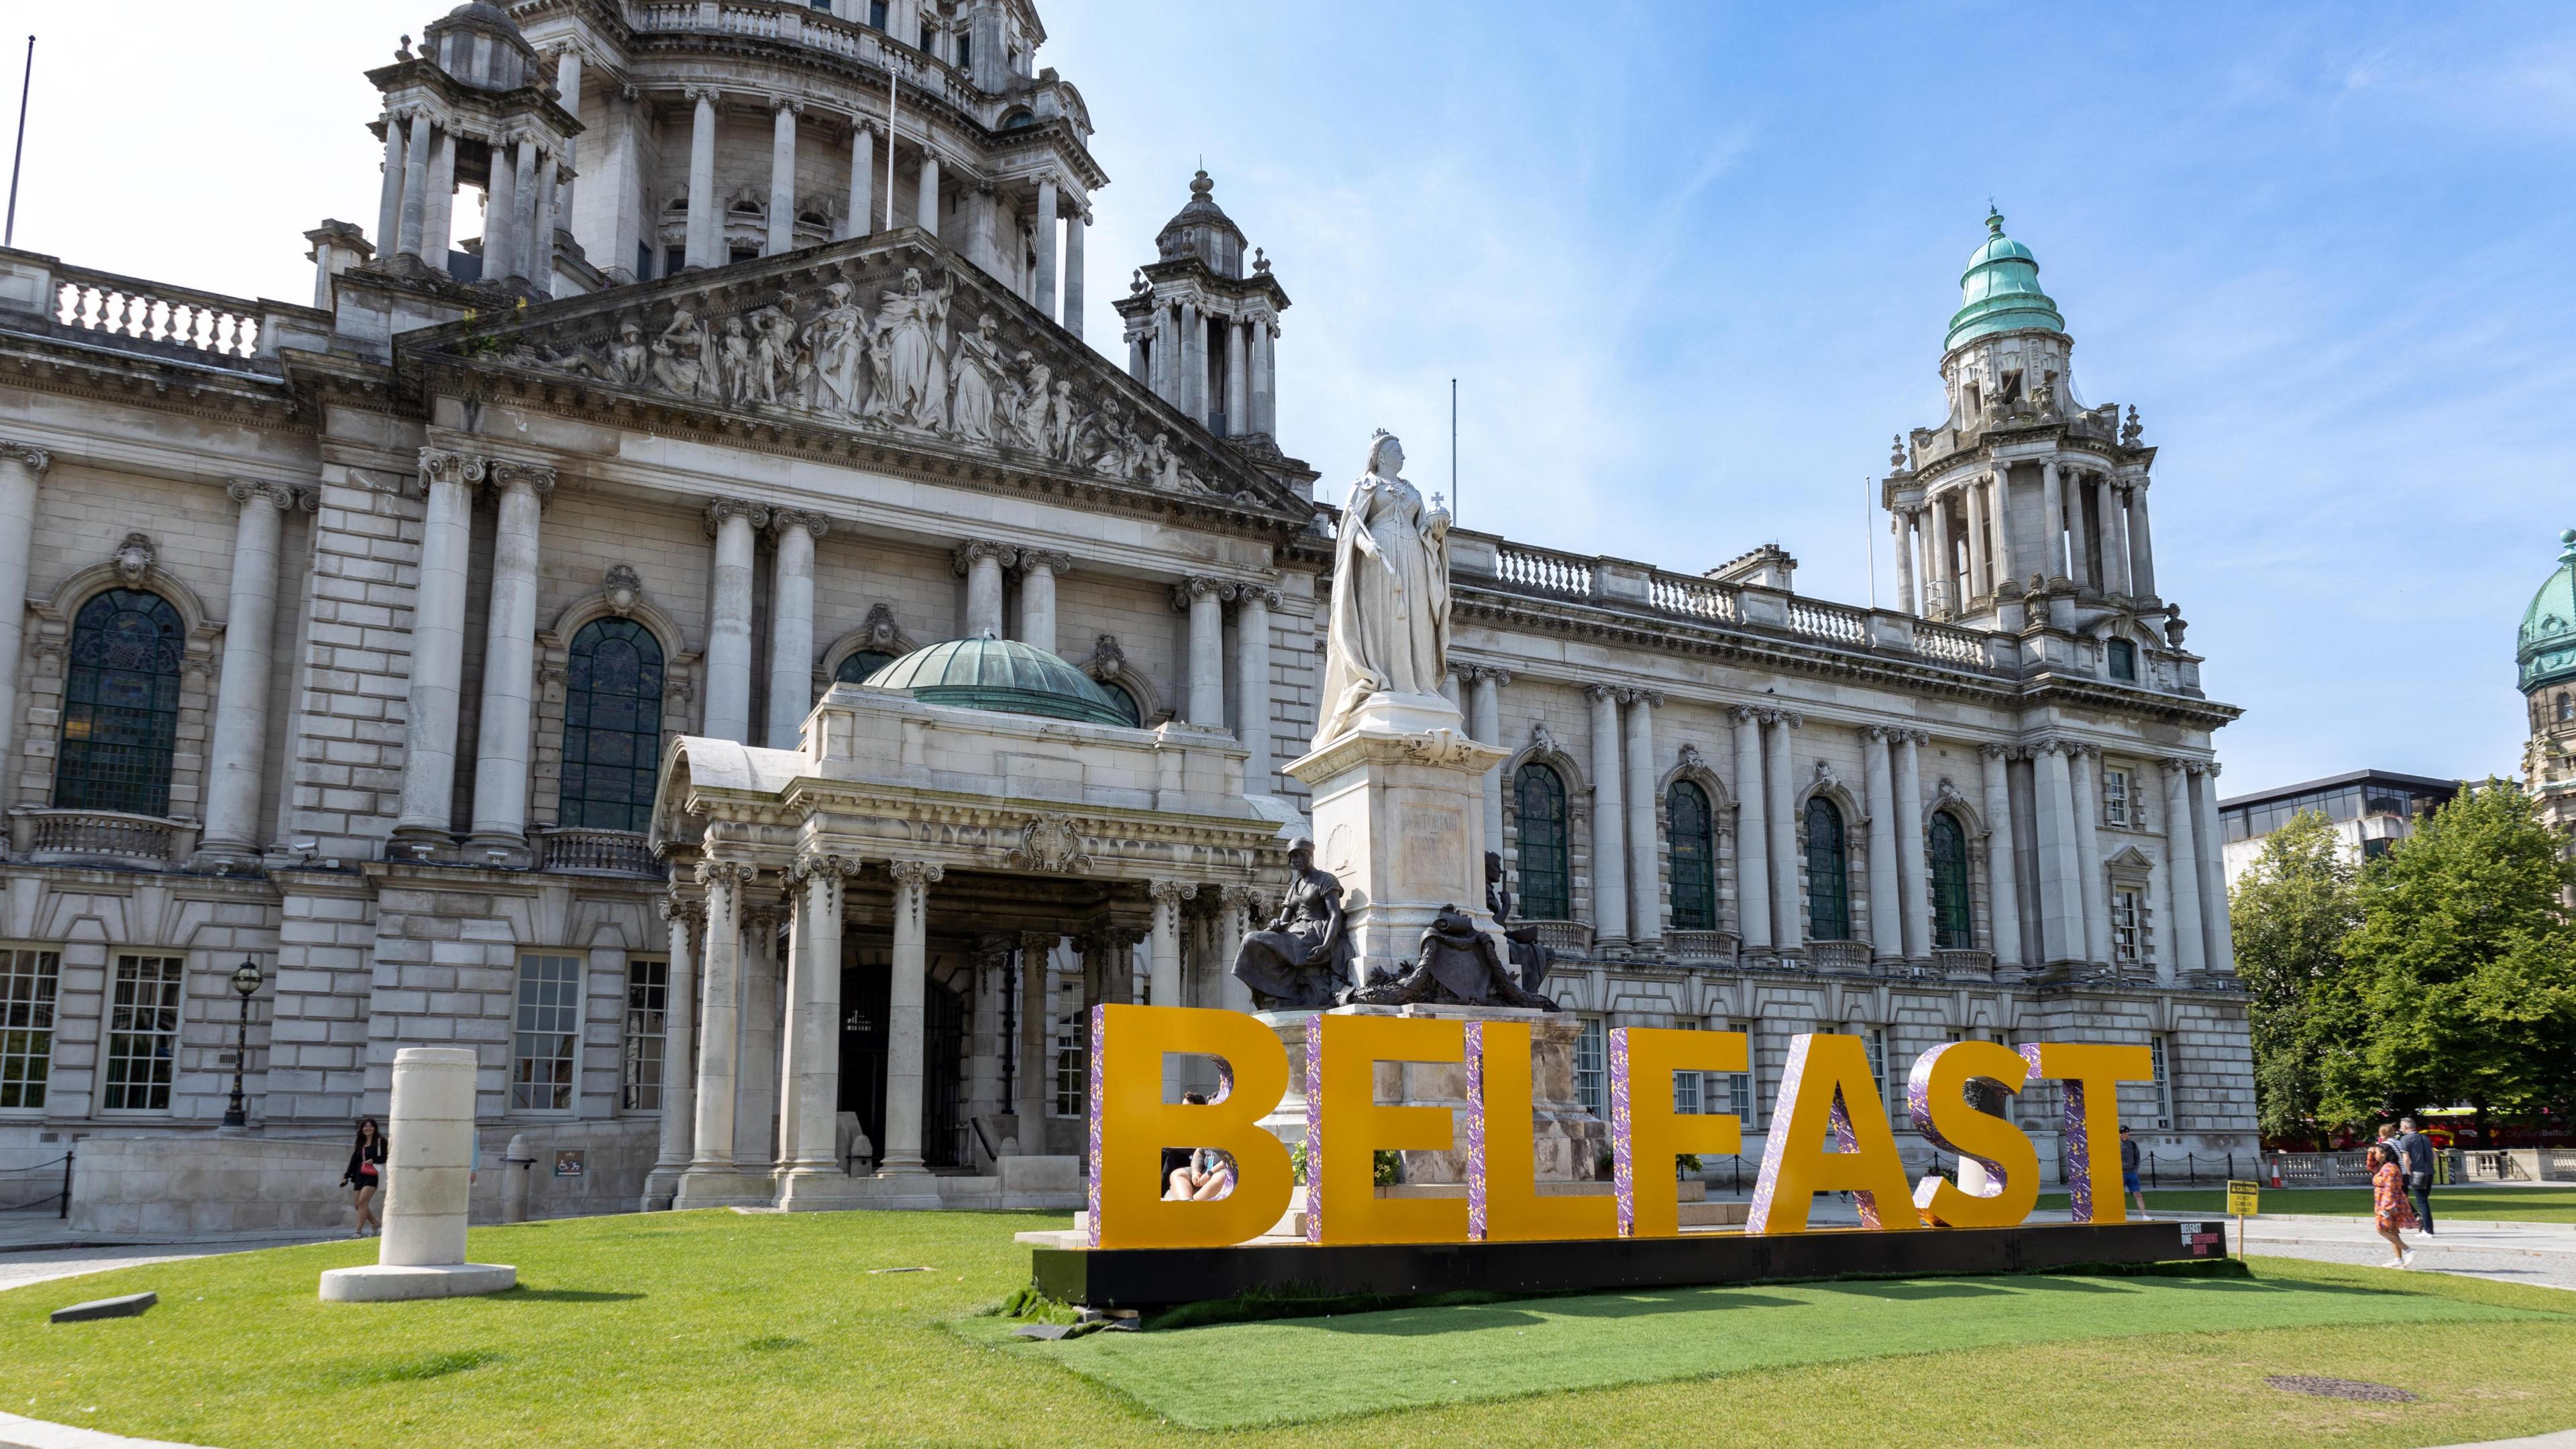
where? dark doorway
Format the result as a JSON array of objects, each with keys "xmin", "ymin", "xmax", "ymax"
[
  {"xmin": 838, "ymin": 941, "xmax": 972, "ymax": 1170},
  {"xmin": 841, "ymin": 943, "xmax": 890, "ymax": 1165},
  {"xmin": 923, "ymin": 977, "xmax": 967, "ymax": 1168}
]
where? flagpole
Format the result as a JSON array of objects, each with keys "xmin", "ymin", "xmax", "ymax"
[
  {"xmin": 5, "ymin": 37, "xmax": 32, "ymax": 249},
  {"xmin": 883, "ymin": 69, "xmax": 898, "ymax": 233},
  {"xmin": 1864, "ymin": 476, "xmax": 1878, "ymax": 610}
]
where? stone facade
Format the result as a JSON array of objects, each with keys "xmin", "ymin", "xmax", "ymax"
[{"xmin": 0, "ymin": 0, "xmax": 2254, "ymax": 1218}]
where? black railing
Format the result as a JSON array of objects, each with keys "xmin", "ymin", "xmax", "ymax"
[{"xmin": 0, "ymin": 1150, "xmax": 72, "ymax": 1218}]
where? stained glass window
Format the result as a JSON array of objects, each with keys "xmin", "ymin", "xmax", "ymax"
[
  {"xmin": 1667, "ymin": 780, "xmax": 1717, "ymax": 930},
  {"xmin": 1514, "ymin": 763, "xmax": 1571, "ymax": 921},
  {"xmin": 56, "ymin": 589, "xmax": 184, "ymax": 816},
  {"xmin": 1930, "ymin": 811, "xmax": 1973, "ymax": 949},
  {"xmin": 561, "ymin": 619, "xmax": 665, "ymax": 833},
  {"xmin": 1804, "ymin": 797, "xmax": 1849, "ymax": 941},
  {"xmin": 835, "ymin": 649, "xmax": 900, "ymax": 685}
]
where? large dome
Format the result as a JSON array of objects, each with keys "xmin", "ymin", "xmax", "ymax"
[
  {"xmin": 1946, "ymin": 209, "xmax": 2066, "ymax": 353},
  {"xmin": 857, "ymin": 633, "xmax": 1134, "ymax": 727},
  {"xmin": 2519, "ymin": 530, "xmax": 2576, "ymax": 694}
]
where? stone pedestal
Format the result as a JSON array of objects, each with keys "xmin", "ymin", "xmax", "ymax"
[
  {"xmin": 1285, "ymin": 692, "xmax": 1510, "ymax": 982},
  {"xmin": 319, "ymin": 1047, "xmax": 515, "ymax": 1303},
  {"xmin": 1256, "ymin": 1004, "xmax": 1607, "ymax": 1187}
]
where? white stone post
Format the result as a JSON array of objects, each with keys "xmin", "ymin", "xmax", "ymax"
[
  {"xmin": 1179, "ymin": 300, "xmax": 1203, "ymax": 424},
  {"xmin": 2194, "ymin": 765, "xmax": 2235, "ymax": 975},
  {"xmin": 1014, "ymin": 932, "xmax": 1052, "ymax": 1143},
  {"xmin": 1251, "ymin": 315, "xmax": 1275, "ymax": 433},
  {"xmin": 1623, "ymin": 691, "xmax": 1661, "ymax": 946},
  {"xmin": 1894, "ymin": 729, "xmax": 1931, "ymax": 960},
  {"xmin": 2162, "ymin": 761, "xmax": 2207, "ymax": 974},
  {"xmin": 1235, "ymin": 584, "xmax": 1275, "ymax": 785},
  {"xmin": 1764, "ymin": 710, "xmax": 1803, "ymax": 953},
  {"xmin": 1033, "ymin": 176, "xmax": 1059, "ymax": 323},
  {"xmin": 703, "ymin": 498, "xmax": 766, "ymax": 743},
  {"xmin": 1990, "ymin": 470, "xmax": 2018, "ymax": 588},
  {"xmin": 1964, "ymin": 482, "xmax": 1991, "ymax": 603},
  {"xmin": 2069, "ymin": 744, "xmax": 2110, "ymax": 965},
  {"xmin": 394, "ymin": 450, "xmax": 478, "ymax": 853},
  {"xmin": 1980, "ymin": 745, "xmax": 2023, "ymax": 968},
  {"xmin": 644, "ymin": 898, "xmax": 699, "ymax": 1209},
  {"xmin": 1177, "ymin": 576, "xmax": 1229, "ymax": 729},
  {"xmin": 1585, "ymin": 685, "xmax": 1629, "ymax": 945},
  {"xmin": 2041, "ymin": 462, "xmax": 2065, "ymax": 581},
  {"xmin": 686, "ymin": 87, "xmax": 718, "ymax": 268},
  {"xmin": 0, "ymin": 444, "xmax": 42, "ymax": 782},
  {"xmin": 2031, "ymin": 741, "xmax": 2083, "ymax": 964},
  {"xmin": 376, "ymin": 112, "xmax": 407, "ymax": 255},
  {"xmin": 396, "ymin": 114, "xmax": 433, "ymax": 260},
  {"xmin": 765, "ymin": 510, "xmax": 826, "ymax": 751},
  {"xmin": 916, "ymin": 152, "xmax": 941, "ymax": 233},
  {"xmin": 534, "ymin": 154, "xmax": 561, "ymax": 292},
  {"xmin": 1729, "ymin": 706, "xmax": 1771, "ymax": 953},
  {"xmin": 953, "ymin": 539, "xmax": 1014, "ymax": 639},
  {"xmin": 319, "ymin": 1046, "xmax": 515, "ymax": 1301},
  {"xmin": 467, "ymin": 462, "xmax": 551, "ymax": 859},
  {"xmin": 199, "ymin": 480, "xmax": 296, "ymax": 863},
  {"xmin": 1470, "ymin": 667, "xmax": 1506, "ymax": 860},
  {"xmin": 509, "ymin": 138, "xmax": 541, "ymax": 281},
  {"xmin": 1148, "ymin": 879, "xmax": 1193, "ymax": 1097},
  {"xmin": 484, "ymin": 129, "xmax": 521, "ymax": 282},
  {"xmin": 733, "ymin": 902, "xmax": 782, "ymax": 1173},
  {"xmin": 1019, "ymin": 550, "xmax": 1067, "ymax": 656},
  {"xmin": 2104, "ymin": 484, "xmax": 2135, "ymax": 596},
  {"xmin": 1892, "ymin": 512, "xmax": 1918, "ymax": 617},
  {"xmin": 1862, "ymin": 728, "xmax": 1901, "ymax": 961},
  {"xmin": 879, "ymin": 859, "xmax": 942, "ymax": 1177},
  {"xmin": 2129, "ymin": 482, "xmax": 2159, "ymax": 600},
  {"xmin": 2067, "ymin": 474, "xmax": 2094, "ymax": 589},
  {"xmin": 765, "ymin": 97, "xmax": 800, "ymax": 256},
  {"xmin": 1224, "ymin": 319, "xmax": 1249, "ymax": 435},
  {"xmin": 1063, "ymin": 208, "xmax": 1087, "ymax": 340},
  {"xmin": 424, "ymin": 131, "xmax": 457, "ymax": 268},
  {"xmin": 678, "ymin": 861, "xmax": 749, "ymax": 1204},
  {"xmin": 779, "ymin": 852, "xmax": 853, "ymax": 1205},
  {"xmin": 553, "ymin": 48, "xmax": 582, "ymax": 217},
  {"xmin": 843, "ymin": 121, "xmax": 874, "ymax": 241}
]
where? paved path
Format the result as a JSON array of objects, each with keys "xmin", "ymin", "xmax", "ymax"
[
  {"xmin": 0, "ymin": 1217, "xmax": 342, "ymax": 1297},
  {"xmin": 2232, "ymin": 1216, "xmax": 2576, "ymax": 1292}
]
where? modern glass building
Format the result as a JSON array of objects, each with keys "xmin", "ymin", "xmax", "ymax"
[{"xmin": 2218, "ymin": 769, "xmax": 2459, "ymax": 883}]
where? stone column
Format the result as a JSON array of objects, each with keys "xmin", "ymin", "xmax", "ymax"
[
  {"xmin": 1224, "ymin": 320, "xmax": 1249, "ymax": 435},
  {"xmin": 1063, "ymin": 208, "xmax": 1086, "ymax": 340},
  {"xmin": 1764, "ymin": 710, "xmax": 1803, "ymax": 953},
  {"xmin": 765, "ymin": 98, "xmax": 800, "ymax": 256},
  {"xmin": 1729, "ymin": 706, "xmax": 1771, "ymax": 953},
  {"xmin": 1152, "ymin": 303, "xmax": 1179, "ymax": 405},
  {"xmin": 766, "ymin": 511, "xmax": 827, "ymax": 751},
  {"xmin": 396, "ymin": 113, "xmax": 433, "ymax": 260},
  {"xmin": 1235, "ymin": 585, "xmax": 1277, "ymax": 785},
  {"xmin": 533, "ymin": 154, "xmax": 561, "ymax": 292},
  {"xmin": 645, "ymin": 898, "xmax": 699, "ymax": 1208},
  {"xmin": 879, "ymin": 859, "xmax": 942, "ymax": 1176},
  {"xmin": 197, "ymin": 481, "xmax": 297, "ymax": 862},
  {"xmin": 0, "ymin": 443, "xmax": 44, "ymax": 791},
  {"xmin": 1019, "ymin": 550, "xmax": 1068, "ymax": 657},
  {"xmin": 2128, "ymin": 482, "xmax": 2158, "ymax": 600},
  {"xmin": 1964, "ymin": 482, "xmax": 1991, "ymax": 603},
  {"xmin": 2066, "ymin": 474, "xmax": 2094, "ymax": 589},
  {"xmin": 1623, "ymin": 691, "xmax": 1661, "ymax": 947},
  {"xmin": 967, "ymin": 182, "xmax": 1000, "ymax": 274},
  {"xmin": 678, "ymin": 860, "xmax": 750, "ymax": 1203},
  {"xmin": 1177, "ymin": 576, "xmax": 1230, "ymax": 729},
  {"xmin": 703, "ymin": 499, "xmax": 767, "ymax": 743},
  {"xmin": 685, "ymin": 87, "xmax": 718, "ymax": 268},
  {"xmin": 842, "ymin": 121, "xmax": 874, "ymax": 240},
  {"xmin": 423, "ymin": 130, "xmax": 457, "ymax": 267},
  {"xmin": 2194, "ymin": 765, "xmax": 2235, "ymax": 975},
  {"xmin": 1892, "ymin": 512, "xmax": 1918, "ymax": 617},
  {"xmin": 1469, "ymin": 667, "xmax": 1507, "ymax": 860},
  {"xmin": 1894, "ymin": 730, "xmax": 1931, "ymax": 960},
  {"xmin": 1862, "ymin": 728, "xmax": 1901, "ymax": 961},
  {"xmin": 1218, "ymin": 888, "xmax": 1259, "ymax": 1014},
  {"xmin": 1990, "ymin": 470, "xmax": 2019, "ymax": 588},
  {"xmin": 2068, "ymin": 745, "xmax": 2110, "ymax": 965},
  {"xmin": 2161, "ymin": 761, "xmax": 2206, "ymax": 975},
  {"xmin": 553, "ymin": 48, "xmax": 582, "ymax": 217},
  {"xmin": 508, "ymin": 138, "xmax": 541, "ymax": 281},
  {"xmin": 1177, "ymin": 300, "xmax": 1202, "ymax": 423},
  {"xmin": 2104, "ymin": 484, "xmax": 2135, "ymax": 596},
  {"xmin": 734, "ymin": 900, "xmax": 782, "ymax": 1173},
  {"xmin": 2031, "ymin": 741, "xmax": 2083, "ymax": 965},
  {"xmin": 2041, "ymin": 462, "xmax": 2065, "ymax": 581},
  {"xmin": 1014, "ymin": 932, "xmax": 1053, "ymax": 1145},
  {"xmin": 1148, "ymin": 880, "xmax": 1194, "ymax": 1094},
  {"xmin": 1979, "ymin": 745, "xmax": 2023, "ymax": 968},
  {"xmin": 1033, "ymin": 177, "xmax": 1059, "ymax": 323},
  {"xmin": 1925, "ymin": 498, "xmax": 1954, "ymax": 614},
  {"xmin": 376, "ymin": 111, "xmax": 407, "ymax": 255},
  {"xmin": 393, "ymin": 450, "xmax": 478, "ymax": 853},
  {"xmin": 955, "ymin": 539, "xmax": 1015, "ymax": 639},
  {"xmin": 916, "ymin": 152, "xmax": 941, "ymax": 234},
  {"xmin": 1250, "ymin": 317, "xmax": 1275, "ymax": 433},
  {"xmin": 1585, "ymin": 685, "xmax": 1629, "ymax": 945},
  {"xmin": 467, "ymin": 461, "xmax": 553, "ymax": 860},
  {"xmin": 780, "ymin": 851, "xmax": 853, "ymax": 1199}
]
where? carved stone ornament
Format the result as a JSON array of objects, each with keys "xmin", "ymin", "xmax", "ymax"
[
  {"xmin": 1079, "ymin": 633, "xmax": 1127, "ymax": 681},
  {"xmin": 111, "ymin": 533, "xmax": 156, "ymax": 586},
  {"xmin": 603, "ymin": 564, "xmax": 642, "ymax": 617},
  {"xmin": 860, "ymin": 602, "xmax": 905, "ymax": 651},
  {"xmin": 1004, "ymin": 814, "xmax": 1092, "ymax": 873},
  {"xmin": 1812, "ymin": 758, "xmax": 1839, "ymax": 792},
  {"xmin": 1934, "ymin": 777, "xmax": 1968, "ymax": 811},
  {"xmin": 1677, "ymin": 742, "xmax": 1708, "ymax": 774}
]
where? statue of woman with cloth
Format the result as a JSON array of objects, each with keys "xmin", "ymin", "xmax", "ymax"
[{"xmin": 1315, "ymin": 430, "xmax": 1452, "ymax": 742}]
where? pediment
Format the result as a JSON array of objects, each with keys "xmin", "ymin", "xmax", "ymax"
[{"xmin": 398, "ymin": 231, "xmax": 1309, "ymax": 521}]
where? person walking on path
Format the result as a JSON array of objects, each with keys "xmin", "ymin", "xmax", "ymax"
[
  {"xmin": 2393, "ymin": 1114, "xmax": 2437, "ymax": 1236},
  {"xmin": 2367, "ymin": 1142, "xmax": 2417, "ymax": 1268},
  {"xmin": 2119, "ymin": 1125, "xmax": 2148, "ymax": 1216},
  {"xmin": 341, "ymin": 1116, "xmax": 386, "ymax": 1239}
]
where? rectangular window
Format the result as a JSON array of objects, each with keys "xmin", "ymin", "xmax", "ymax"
[
  {"xmin": 511, "ymin": 953, "xmax": 584, "ymax": 1113},
  {"xmin": 663, "ymin": 245, "xmax": 685, "ymax": 279},
  {"xmin": 2150, "ymin": 1034, "xmax": 2174, "ymax": 1130},
  {"xmin": 1051, "ymin": 1008, "xmax": 1085, "ymax": 1118},
  {"xmin": 919, "ymin": 22, "xmax": 938, "ymax": 54},
  {"xmin": 2107, "ymin": 637, "xmax": 2137, "ymax": 681},
  {"xmin": 1707, "ymin": 1020, "xmax": 1756, "ymax": 1126},
  {"xmin": 0, "ymin": 947, "xmax": 59, "ymax": 1110},
  {"xmin": 101, "ymin": 953, "xmax": 184, "ymax": 1112},
  {"xmin": 867, "ymin": 0, "xmax": 889, "ymax": 27},
  {"xmin": 621, "ymin": 956, "xmax": 668, "ymax": 1113},
  {"xmin": 2103, "ymin": 768, "xmax": 2131, "ymax": 827},
  {"xmin": 2112, "ymin": 889, "xmax": 2141, "ymax": 964},
  {"xmin": 954, "ymin": 33, "xmax": 971, "ymax": 70},
  {"xmin": 1574, "ymin": 1016, "xmax": 1605, "ymax": 1116},
  {"xmin": 1669, "ymin": 1019, "xmax": 1699, "ymax": 1114}
]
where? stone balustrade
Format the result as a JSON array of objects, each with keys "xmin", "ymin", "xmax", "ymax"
[
  {"xmin": 537, "ymin": 828, "xmax": 664, "ymax": 877},
  {"xmin": 9, "ymin": 808, "xmax": 191, "ymax": 868}
]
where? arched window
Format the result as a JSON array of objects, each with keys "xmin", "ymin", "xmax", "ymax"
[
  {"xmin": 1930, "ymin": 812, "xmax": 1974, "ymax": 950},
  {"xmin": 2559, "ymin": 692, "xmax": 2573, "ymax": 724},
  {"xmin": 1100, "ymin": 682, "xmax": 1142, "ymax": 727},
  {"xmin": 1514, "ymin": 763, "xmax": 1571, "ymax": 921},
  {"xmin": 835, "ymin": 650, "xmax": 900, "ymax": 686},
  {"xmin": 560, "ymin": 619, "xmax": 665, "ymax": 833},
  {"xmin": 56, "ymin": 589, "xmax": 184, "ymax": 816},
  {"xmin": 1804, "ymin": 797, "xmax": 1849, "ymax": 941},
  {"xmin": 1667, "ymin": 780, "xmax": 1716, "ymax": 931}
]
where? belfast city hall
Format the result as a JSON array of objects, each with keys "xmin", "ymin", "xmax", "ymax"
[{"xmin": 0, "ymin": 0, "xmax": 2253, "ymax": 1230}]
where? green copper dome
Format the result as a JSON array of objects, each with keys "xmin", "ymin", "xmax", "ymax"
[
  {"xmin": 2518, "ymin": 530, "xmax": 2576, "ymax": 694},
  {"xmin": 1945, "ymin": 208, "xmax": 2067, "ymax": 353},
  {"xmin": 859, "ymin": 633, "xmax": 1134, "ymax": 726}
]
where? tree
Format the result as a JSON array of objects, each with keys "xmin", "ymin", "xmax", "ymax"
[
  {"xmin": 2229, "ymin": 810, "xmax": 2359, "ymax": 1147},
  {"xmin": 2320, "ymin": 782, "xmax": 2576, "ymax": 1140}
]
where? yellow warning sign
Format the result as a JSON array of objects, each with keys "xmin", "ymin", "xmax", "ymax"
[{"xmin": 2226, "ymin": 1180, "xmax": 2260, "ymax": 1217}]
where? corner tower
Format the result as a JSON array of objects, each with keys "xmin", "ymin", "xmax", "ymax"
[
  {"xmin": 1112, "ymin": 171, "xmax": 1289, "ymax": 441},
  {"xmin": 2518, "ymin": 529, "xmax": 2576, "ymax": 838}
]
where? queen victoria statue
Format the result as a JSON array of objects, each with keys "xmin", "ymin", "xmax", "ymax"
[{"xmin": 1316, "ymin": 431, "xmax": 1453, "ymax": 743}]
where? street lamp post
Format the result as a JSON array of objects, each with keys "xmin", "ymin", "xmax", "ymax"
[{"xmin": 223, "ymin": 957, "xmax": 263, "ymax": 1129}]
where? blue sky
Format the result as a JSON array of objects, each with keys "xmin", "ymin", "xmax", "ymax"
[{"xmin": 6, "ymin": 1, "xmax": 2569, "ymax": 794}]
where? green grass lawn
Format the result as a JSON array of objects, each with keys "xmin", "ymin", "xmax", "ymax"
[
  {"xmin": 0, "ymin": 1212, "xmax": 2572, "ymax": 1449},
  {"xmin": 2034, "ymin": 1186, "xmax": 2576, "ymax": 1222}
]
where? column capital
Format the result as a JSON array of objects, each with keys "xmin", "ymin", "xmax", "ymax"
[
  {"xmin": 2203, "ymin": 760, "xmax": 2222, "ymax": 778},
  {"xmin": 657, "ymin": 894, "xmax": 703, "ymax": 928},
  {"xmin": 694, "ymin": 857, "xmax": 755, "ymax": 891},
  {"xmin": 1864, "ymin": 724, "xmax": 1890, "ymax": 743},
  {"xmin": 1018, "ymin": 549, "xmax": 1073, "ymax": 577},
  {"xmin": 1146, "ymin": 879, "xmax": 1198, "ymax": 906},
  {"xmin": 0, "ymin": 439, "xmax": 52, "ymax": 474},
  {"xmin": 1585, "ymin": 683, "xmax": 1620, "ymax": 704},
  {"xmin": 705, "ymin": 496, "xmax": 771, "ymax": 535},
  {"xmin": 771, "ymin": 93, "xmax": 805, "ymax": 117},
  {"xmin": 1218, "ymin": 883, "xmax": 1265, "ymax": 913},
  {"xmin": 1622, "ymin": 688, "xmax": 1664, "ymax": 709},
  {"xmin": 887, "ymin": 859, "xmax": 945, "ymax": 890},
  {"xmin": 771, "ymin": 506, "xmax": 831, "ymax": 541},
  {"xmin": 1235, "ymin": 583, "xmax": 1282, "ymax": 610},
  {"xmin": 2162, "ymin": 757, "xmax": 2199, "ymax": 779},
  {"xmin": 1171, "ymin": 575, "xmax": 1234, "ymax": 610},
  {"xmin": 225, "ymin": 478, "xmax": 299, "ymax": 511},
  {"xmin": 1728, "ymin": 704, "xmax": 1762, "ymax": 726},
  {"xmin": 487, "ymin": 458, "xmax": 557, "ymax": 498},
  {"xmin": 417, "ymin": 446, "xmax": 485, "ymax": 492},
  {"xmin": 683, "ymin": 84, "xmax": 718, "ymax": 105},
  {"xmin": 1896, "ymin": 728, "xmax": 1932, "ymax": 747},
  {"xmin": 2034, "ymin": 737, "xmax": 2071, "ymax": 757},
  {"xmin": 1978, "ymin": 742, "xmax": 2010, "ymax": 760},
  {"xmin": 1758, "ymin": 708, "xmax": 1803, "ymax": 729},
  {"xmin": 1016, "ymin": 928, "xmax": 1058, "ymax": 957},
  {"xmin": 789, "ymin": 849, "xmax": 863, "ymax": 882},
  {"xmin": 1459, "ymin": 663, "xmax": 1511, "ymax": 688},
  {"xmin": 953, "ymin": 538, "xmax": 1019, "ymax": 574}
]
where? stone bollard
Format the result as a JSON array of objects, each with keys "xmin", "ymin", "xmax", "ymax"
[
  {"xmin": 319, "ymin": 1047, "xmax": 517, "ymax": 1302},
  {"xmin": 500, "ymin": 1133, "xmax": 534, "ymax": 1224}
]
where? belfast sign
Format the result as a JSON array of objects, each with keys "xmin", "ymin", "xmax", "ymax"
[{"xmin": 1085, "ymin": 1005, "xmax": 2152, "ymax": 1251}]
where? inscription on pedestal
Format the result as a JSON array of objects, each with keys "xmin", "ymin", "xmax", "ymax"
[{"xmin": 1397, "ymin": 803, "xmax": 1464, "ymax": 897}]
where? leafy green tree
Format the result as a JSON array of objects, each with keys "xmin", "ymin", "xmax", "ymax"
[
  {"xmin": 2320, "ymin": 782, "xmax": 2576, "ymax": 1140},
  {"xmin": 2229, "ymin": 810, "xmax": 2359, "ymax": 1147}
]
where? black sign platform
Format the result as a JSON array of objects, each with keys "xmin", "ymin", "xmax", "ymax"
[{"xmin": 1034, "ymin": 1220, "xmax": 2226, "ymax": 1310}]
